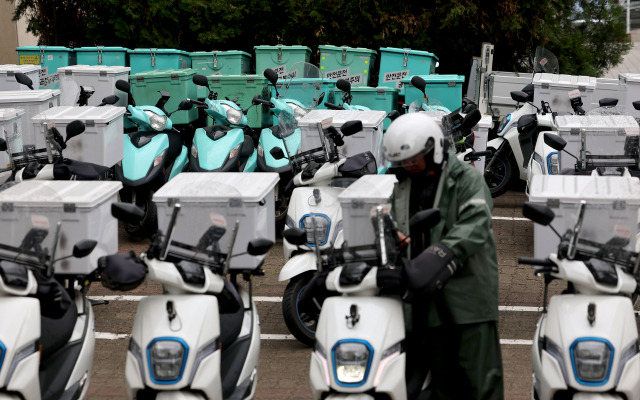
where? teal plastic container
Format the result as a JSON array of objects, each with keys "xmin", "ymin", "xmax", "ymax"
[
  {"xmin": 402, "ymin": 74, "xmax": 465, "ymax": 112},
  {"xmin": 129, "ymin": 48, "xmax": 191, "ymax": 75},
  {"xmin": 191, "ymin": 51, "xmax": 251, "ymax": 98},
  {"xmin": 334, "ymin": 86, "xmax": 399, "ymax": 129},
  {"xmin": 75, "ymin": 46, "xmax": 130, "ymax": 66},
  {"xmin": 378, "ymin": 48, "xmax": 439, "ymax": 96},
  {"xmin": 207, "ymin": 75, "xmax": 272, "ymax": 129},
  {"xmin": 16, "ymin": 46, "xmax": 76, "ymax": 89},
  {"xmin": 319, "ymin": 45, "xmax": 377, "ymax": 86},
  {"xmin": 254, "ymin": 45, "xmax": 311, "ymax": 78},
  {"xmin": 129, "ymin": 69, "xmax": 198, "ymax": 125},
  {"xmin": 270, "ymin": 78, "xmax": 338, "ymax": 115}
]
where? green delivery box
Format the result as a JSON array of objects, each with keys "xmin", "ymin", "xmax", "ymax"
[
  {"xmin": 75, "ymin": 47, "xmax": 130, "ymax": 66},
  {"xmin": 129, "ymin": 48, "xmax": 191, "ymax": 75},
  {"xmin": 207, "ymin": 75, "xmax": 272, "ymax": 129},
  {"xmin": 378, "ymin": 47, "xmax": 438, "ymax": 96},
  {"xmin": 16, "ymin": 46, "xmax": 76, "ymax": 89},
  {"xmin": 129, "ymin": 69, "xmax": 198, "ymax": 125},
  {"xmin": 319, "ymin": 45, "xmax": 377, "ymax": 86},
  {"xmin": 402, "ymin": 74, "xmax": 465, "ymax": 112},
  {"xmin": 254, "ymin": 45, "xmax": 311, "ymax": 78},
  {"xmin": 191, "ymin": 51, "xmax": 251, "ymax": 98}
]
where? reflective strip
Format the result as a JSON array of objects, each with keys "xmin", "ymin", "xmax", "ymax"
[{"xmin": 458, "ymin": 198, "xmax": 491, "ymax": 216}]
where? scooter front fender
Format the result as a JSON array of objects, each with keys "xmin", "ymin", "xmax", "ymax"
[{"xmin": 279, "ymin": 252, "xmax": 317, "ymax": 282}]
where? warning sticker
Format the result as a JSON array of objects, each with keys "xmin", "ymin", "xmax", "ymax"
[
  {"xmin": 382, "ymin": 69, "xmax": 410, "ymax": 84},
  {"xmin": 325, "ymin": 68, "xmax": 350, "ymax": 80},
  {"xmin": 19, "ymin": 55, "xmax": 39, "ymax": 65}
]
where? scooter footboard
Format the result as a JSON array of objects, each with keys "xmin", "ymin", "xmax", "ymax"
[
  {"xmin": 126, "ymin": 295, "xmax": 223, "ymax": 399},
  {"xmin": 311, "ymin": 296, "xmax": 407, "ymax": 398}
]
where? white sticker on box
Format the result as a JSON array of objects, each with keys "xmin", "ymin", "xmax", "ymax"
[
  {"xmin": 31, "ymin": 214, "xmax": 50, "ymax": 229},
  {"xmin": 568, "ymin": 89, "xmax": 581, "ymax": 99},
  {"xmin": 47, "ymin": 55, "xmax": 53, "ymax": 61},
  {"xmin": 625, "ymin": 126, "xmax": 640, "ymax": 136},
  {"xmin": 325, "ymin": 68, "xmax": 350, "ymax": 80},
  {"xmin": 273, "ymin": 65, "xmax": 287, "ymax": 79},
  {"xmin": 345, "ymin": 75, "xmax": 363, "ymax": 85},
  {"xmin": 210, "ymin": 212, "xmax": 227, "ymax": 228},
  {"xmin": 46, "ymin": 121, "xmax": 55, "ymax": 130},
  {"xmin": 321, "ymin": 118, "xmax": 333, "ymax": 129},
  {"xmin": 614, "ymin": 222, "xmax": 631, "ymax": 239},
  {"xmin": 382, "ymin": 69, "xmax": 410, "ymax": 84}
]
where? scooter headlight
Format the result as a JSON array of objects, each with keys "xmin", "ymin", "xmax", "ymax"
[
  {"xmin": 229, "ymin": 143, "xmax": 241, "ymax": 160},
  {"xmin": 333, "ymin": 340, "xmax": 373, "ymax": 385},
  {"xmin": 497, "ymin": 113, "xmax": 511, "ymax": 135},
  {"xmin": 547, "ymin": 152, "xmax": 559, "ymax": 174},
  {"xmin": 287, "ymin": 102, "xmax": 307, "ymax": 121},
  {"xmin": 144, "ymin": 110, "xmax": 167, "ymax": 131},
  {"xmin": 222, "ymin": 103, "xmax": 243, "ymax": 125},
  {"xmin": 300, "ymin": 214, "xmax": 330, "ymax": 246},
  {"xmin": 571, "ymin": 339, "xmax": 613, "ymax": 384},
  {"xmin": 148, "ymin": 338, "xmax": 188, "ymax": 383},
  {"xmin": 153, "ymin": 150, "xmax": 166, "ymax": 167}
]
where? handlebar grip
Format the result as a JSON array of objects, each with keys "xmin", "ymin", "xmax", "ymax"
[
  {"xmin": 324, "ymin": 102, "xmax": 344, "ymax": 110},
  {"xmin": 189, "ymin": 98, "xmax": 206, "ymax": 106},
  {"xmin": 518, "ymin": 257, "xmax": 555, "ymax": 266}
]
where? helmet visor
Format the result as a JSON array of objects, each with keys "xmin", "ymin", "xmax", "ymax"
[{"xmin": 388, "ymin": 138, "xmax": 435, "ymax": 173}]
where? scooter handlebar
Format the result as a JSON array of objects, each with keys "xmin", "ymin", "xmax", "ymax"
[
  {"xmin": 324, "ymin": 102, "xmax": 344, "ymax": 110},
  {"xmin": 518, "ymin": 257, "xmax": 555, "ymax": 267}
]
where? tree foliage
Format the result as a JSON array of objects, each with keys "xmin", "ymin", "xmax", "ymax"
[{"xmin": 8, "ymin": 0, "xmax": 632, "ymax": 78}]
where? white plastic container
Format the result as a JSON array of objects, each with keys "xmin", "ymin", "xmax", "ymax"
[
  {"xmin": 0, "ymin": 64, "xmax": 41, "ymax": 91},
  {"xmin": 594, "ymin": 77, "xmax": 626, "ymax": 111},
  {"xmin": 0, "ymin": 180, "xmax": 123, "ymax": 275},
  {"xmin": 31, "ymin": 105, "xmax": 126, "ymax": 167},
  {"xmin": 0, "ymin": 108, "xmax": 24, "ymax": 165},
  {"xmin": 0, "ymin": 90, "xmax": 60, "ymax": 151},
  {"xmin": 487, "ymin": 71, "xmax": 533, "ymax": 117},
  {"xmin": 533, "ymin": 73, "xmax": 597, "ymax": 114},
  {"xmin": 58, "ymin": 65, "xmax": 130, "ymax": 107},
  {"xmin": 528, "ymin": 174, "xmax": 640, "ymax": 258},
  {"xmin": 298, "ymin": 110, "xmax": 387, "ymax": 167},
  {"xmin": 554, "ymin": 114, "xmax": 640, "ymax": 170},
  {"xmin": 619, "ymin": 73, "xmax": 640, "ymax": 119},
  {"xmin": 153, "ymin": 172, "xmax": 279, "ymax": 270},
  {"xmin": 472, "ymin": 114, "xmax": 492, "ymax": 173},
  {"xmin": 338, "ymin": 175, "xmax": 398, "ymax": 248}
]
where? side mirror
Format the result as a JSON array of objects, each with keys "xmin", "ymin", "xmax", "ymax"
[
  {"xmin": 340, "ymin": 120, "xmax": 363, "ymax": 136},
  {"xmin": 73, "ymin": 239, "xmax": 98, "ymax": 258},
  {"xmin": 270, "ymin": 147, "xmax": 286, "ymax": 160},
  {"xmin": 543, "ymin": 133, "xmax": 566, "ymax": 151},
  {"xmin": 336, "ymin": 79, "xmax": 351, "ymax": 94},
  {"xmin": 247, "ymin": 238, "xmax": 274, "ymax": 256},
  {"xmin": 115, "ymin": 79, "xmax": 130, "ymax": 93},
  {"xmin": 409, "ymin": 209, "xmax": 441, "ymax": 230},
  {"xmin": 410, "ymin": 75, "xmax": 427, "ymax": 94},
  {"xmin": 264, "ymin": 68, "xmax": 279, "ymax": 85},
  {"xmin": 178, "ymin": 99, "xmax": 194, "ymax": 110},
  {"xmin": 387, "ymin": 110, "xmax": 401, "ymax": 121},
  {"xmin": 99, "ymin": 95, "xmax": 119, "ymax": 106},
  {"xmin": 65, "ymin": 120, "xmax": 86, "ymax": 142},
  {"xmin": 193, "ymin": 74, "xmax": 209, "ymax": 87},
  {"xmin": 282, "ymin": 228, "xmax": 308, "ymax": 246},
  {"xmin": 0, "ymin": 138, "xmax": 6, "ymax": 152},
  {"xmin": 511, "ymin": 90, "xmax": 530, "ymax": 103},
  {"xmin": 522, "ymin": 202, "xmax": 555, "ymax": 226},
  {"xmin": 599, "ymin": 97, "xmax": 618, "ymax": 107},
  {"xmin": 14, "ymin": 72, "xmax": 34, "ymax": 90},
  {"xmin": 111, "ymin": 202, "xmax": 144, "ymax": 224},
  {"xmin": 633, "ymin": 100, "xmax": 640, "ymax": 111}
]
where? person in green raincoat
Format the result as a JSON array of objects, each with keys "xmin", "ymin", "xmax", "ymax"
[{"xmin": 378, "ymin": 112, "xmax": 504, "ymax": 400}]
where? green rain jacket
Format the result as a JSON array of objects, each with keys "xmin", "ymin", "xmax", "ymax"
[{"xmin": 393, "ymin": 151, "xmax": 499, "ymax": 327}]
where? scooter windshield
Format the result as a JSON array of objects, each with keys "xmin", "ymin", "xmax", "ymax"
[
  {"xmin": 533, "ymin": 47, "xmax": 559, "ymax": 74},
  {"xmin": 280, "ymin": 62, "xmax": 324, "ymax": 111},
  {"xmin": 407, "ymin": 96, "xmax": 451, "ymax": 114}
]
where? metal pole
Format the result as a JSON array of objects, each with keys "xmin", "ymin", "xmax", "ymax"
[{"xmin": 628, "ymin": 0, "xmax": 631, "ymax": 35}]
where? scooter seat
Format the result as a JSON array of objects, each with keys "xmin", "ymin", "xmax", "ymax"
[
  {"xmin": 40, "ymin": 293, "xmax": 78, "ymax": 360},
  {"xmin": 217, "ymin": 279, "xmax": 244, "ymax": 350},
  {"xmin": 240, "ymin": 135, "xmax": 255, "ymax": 158}
]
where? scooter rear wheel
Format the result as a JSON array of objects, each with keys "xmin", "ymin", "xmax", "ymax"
[
  {"xmin": 484, "ymin": 152, "xmax": 514, "ymax": 198},
  {"xmin": 282, "ymin": 274, "xmax": 318, "ymax": 347}
]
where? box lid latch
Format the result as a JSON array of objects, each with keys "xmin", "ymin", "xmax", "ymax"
[{"xmin": 403, "ymin": 49, "xmax": 410, "ymax": 67}]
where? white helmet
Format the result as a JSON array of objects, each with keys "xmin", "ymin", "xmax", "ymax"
[{"xmin": 382, "ymin": 113, "xmax": 445, "ymax": 166}]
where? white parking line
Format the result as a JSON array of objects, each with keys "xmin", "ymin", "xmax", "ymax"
[{"xmin": 492, "ymin": 216, "xmax": 529, "ymax": 221}]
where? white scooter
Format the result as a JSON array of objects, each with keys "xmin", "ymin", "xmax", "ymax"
[
  {"xmin": 100, "ymin": 201, "xmax": 274, "ymax": 399},
  {"xmin": 520, "ymin": 201, "xmax": 640, "ymax": 399},
  {"xmin": 0, "ymin": 212, "xmax": 98, "ymax": 399},
  {"xmin": 269, "ymin": 119, "xmax": 378, "ymax": 346},
  {"xmin": 283, "ymin": 204, "xmax": 441, "ymax": 399}
]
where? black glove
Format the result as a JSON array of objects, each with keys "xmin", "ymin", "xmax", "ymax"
[
  {"xmin": 98, "ymin": 251, "xmax": 147, "ymax": 291},
  {"xmin": 405, "ymin": 242, "xmax": 459, "ymax": 297},
  {"xmin": 376, "ymin": 262, "xmax": 407, "ymax": 295}
]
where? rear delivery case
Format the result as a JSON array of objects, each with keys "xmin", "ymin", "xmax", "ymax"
[
  {"xmin": 338, "ymin": 175, "xmax": 398, "ymax": 248},
  {"xmin": 533, "ymin": 73, "xmax": 597, "ymax": 114},
  {"xmin": 153, "ymin": 172, "xmax": 279, "ymax": 270},
  {"xmin": 58, "ymin": 65, "xmax": 130, "ymax": 107},
  {"xmin": 31, "ymin": 105, "xmax": 126, "ymax": 167},
  {"xmin": 528, "ymin": 174, "xmax": 640, "ymax": 258},
  {"xmin": 0, "ymin": 64, "xmax": 41, "ymax": 91},
  {"xmin": 0, "ymin": 181, "xmax": 122, "ymax": 275}
]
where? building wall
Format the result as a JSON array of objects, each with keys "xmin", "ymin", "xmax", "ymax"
[{"xmin": 0, "ymin": 2, "xmax": 38, "ymax": 65}]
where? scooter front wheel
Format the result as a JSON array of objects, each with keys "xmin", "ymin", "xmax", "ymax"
[
  {"xmin": 121, "ymin": 187, "xmax": 158, "ymax": 240},
  {"xmin": 282, "ymin": 274, "xmax": 319, "ymax": 347},
  {"xmin": 484, "ymin": 152, "xmax": 514, "ymax": 198}
]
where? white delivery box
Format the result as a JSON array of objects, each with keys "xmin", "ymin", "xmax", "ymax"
[
  {"xmin": 554, "ymin": 114, "xmax": 640, "ymax": 171},
  {"xmin": 0, "ymin": 64, "xmax": 41, "ymax": 91},
  {"xmin": 594, "ymin": 77, "xmax": 626, "ymax": 111},
  {"xmin": 533, "ymin": 73, "xmax": 597, "ymax": 114},
  {"xmin": 58, "ymin": 65, "xmax": 130, "ymax": 107},
  {"xmin": 487, "ymin": 71, "xmax": 533, "ymax": 117},
  {"xmin": 298, "ymin": 110, "xmax": 386, "ymax": 169},
  {"xmin": 153, "ymin": 172, "xmax": 279, "ymax": 270},
  {"xmin": 338, "ymin": 174, "xmax": 398, "ymax": 248},
  {"xmin": 0, "ymin": 108, "xmax": 24, "ymax": 167},
  {"xmin": 528, "ymin": 174, "xmax": 640, "ymax": 258},
  {"xmin": 471, "ymin": 114, "xmax": 492, "ymax": 173},
  {"xmin": 0, "ymin": 181, "xmax": 122, "ymax": 275},
  {"xmin": 0, "ymin": 90, "xmax": 60, "ymax": 152},
  {"xmin": 31, "ymin": 105, "xmax": 126, "ymax": 167},
  {"xmin": 619, "ymin": 73, "xmax": 640, "ymax": 119}
]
